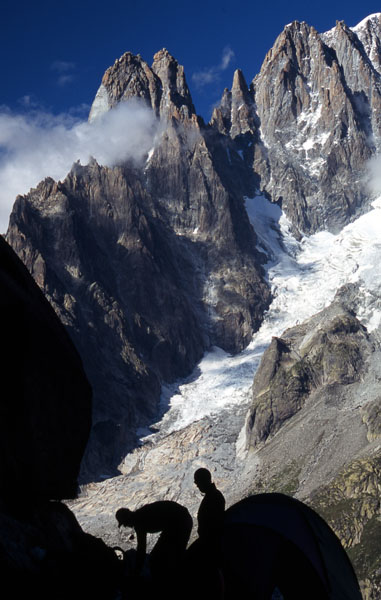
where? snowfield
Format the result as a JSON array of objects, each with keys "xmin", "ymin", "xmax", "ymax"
[{"xmin": 140, "ymin": 194, "xmax": 381, "ymax": 438}]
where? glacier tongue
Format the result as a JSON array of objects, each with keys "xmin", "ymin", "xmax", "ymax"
[{"xmin": 144, "ymin": 195, "xmax": 381, "ymax": 438}]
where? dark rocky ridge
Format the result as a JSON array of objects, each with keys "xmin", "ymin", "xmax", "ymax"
[{"xmin": 7, "ymin": 49, "xmax": 270, "ymax": 480}]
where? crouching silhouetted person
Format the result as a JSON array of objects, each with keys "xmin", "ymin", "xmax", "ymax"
[{"xmin": 116, "ymin": 500, "xmax": 192, "ymax": 587}]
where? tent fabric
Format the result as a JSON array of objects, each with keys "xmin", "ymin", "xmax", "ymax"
[{"xmin": 221, "ymin": 493, "xmax": 362, "ymax": 600}]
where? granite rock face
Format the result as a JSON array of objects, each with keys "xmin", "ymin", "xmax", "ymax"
[
  {"xmin": 7, "ymin": 49, "xmax": 270, "ymax": 480},
  {"xmin": 212, "ymin": 14, "xmax": 381, "ymax": 235},
  {"xmin": 310, "ymin": 455, "xmax": 381, "ymax": 600}
]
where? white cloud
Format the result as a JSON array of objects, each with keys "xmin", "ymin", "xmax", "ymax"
[
  {"xmin": 51, "ymin": 60, "xmax": 76, "ymax": 86},
  {"xmin": 0, "ymin": 99, "xmax": 160, "ymax": 233},
  {"xmin": 192, "ymin": 68, "xmax": 218, "ymax": 88},
  {"xmin": 192, "ymin": 46, "xmax": 235, "ymax": 89},
  {"xmin": 51, "ymin": 60, "xmax": 76, "ymax": 72},
  {"xmin": 220, "ymin": 47, "xmax": 235, "ymax": 70},
  {"xmin": 57, "ymin": 74, "xmax": 75, "ymax": 87}
]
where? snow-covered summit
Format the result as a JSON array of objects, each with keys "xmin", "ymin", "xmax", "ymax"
[
  {"xmin": 351, "ymin": 13, "xmax": 381, "ymax": 33},
  {"xmin": 349, "ymin": 13, "xmax": 381, "ymax": 75}
]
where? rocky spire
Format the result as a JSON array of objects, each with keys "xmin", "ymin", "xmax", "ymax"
[
  {"xmin": 89, "ymin": 48, "xmax": 196, "ymax": 124},
  {"xmin": 229, "ymin": 69, "xmax": 256, "ymax": 139},
  {"xmin": 210, "ymin": 69, "xmax": 256, "ymax": 139},
  {"xmin": 210, "ymin": 87, "xmax": 232, "ymax": 135},
  {"xmin": 89, "ymin": 52, "xmax": 161, "ymax": 121},
  {"xmin": 151, "ymin": 48, "xmax": 196, "ymax": 122}
]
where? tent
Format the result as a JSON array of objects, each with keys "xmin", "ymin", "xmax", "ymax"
[{"xmin": 221, "ymin": 493, "xmax": 362, "ymax": 600}]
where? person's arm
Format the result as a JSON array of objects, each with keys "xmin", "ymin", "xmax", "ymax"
[{"xmin": 134, "ymin": 528, "xmax": 147, "ymax": 575}]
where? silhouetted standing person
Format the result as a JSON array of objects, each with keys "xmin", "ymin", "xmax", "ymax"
[
  {"xmin": 191, "ymin": 468, "xmax": 226, "ymax": 599},
  {"xmin": 116, "ymin": 500, "xmax": 192, "ymax": 583},
  {"xmin": 194, "ymin": 468, "xmax": 225, "ymax": 553}
]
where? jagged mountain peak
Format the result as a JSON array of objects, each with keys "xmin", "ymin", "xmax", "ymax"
[
  {"xmin": 88, "ymin": 50, "xmax": 160, "ymax": 121},
  {"xmin": 283, "ymin": 19, "xmax": 317, "ymax": 33},
  {"xmin": 209, "ymin": 68, "xmax": 256, "ymax": 141},
  {"xmin": 89, "ymin": 48, "xmax": 195, "ymax": 124},
  {"xmin": 230, "ymin": 15, "xmax": 381, "ymax": 234}
]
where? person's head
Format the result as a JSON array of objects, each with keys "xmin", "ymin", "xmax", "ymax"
[
  {"xmin": 194, "ymin": 467, "xmax": 212, "ymax": 493},
  {"xmin": 116, "ymin": 507, "xmax": 135, "ymax": 528}
]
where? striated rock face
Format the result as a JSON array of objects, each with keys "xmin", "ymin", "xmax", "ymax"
[
  {"xmin": 213, "ymin": 14, "xmax": 381, "ymax": 235},
  {"xmin": 7, "ymin": 49, "xmax": 270, "ymax": 480},
  {"xmin": 0, "ymin": 235, "xmax": 91, "ymax": 500}
]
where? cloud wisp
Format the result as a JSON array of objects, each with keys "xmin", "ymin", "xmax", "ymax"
[
  {"xmin": 0, "ymin": 99, "xmax": 160, "ymax": 233},
  {"xmin": 192, "ymin": 46, "xmax": 235, "ymax": 89},
  {"xmin": 51, "ymin": 60, "xmax": 76, "ymax": 87}
]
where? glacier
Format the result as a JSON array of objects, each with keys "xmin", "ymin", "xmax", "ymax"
[{"xmin": 143, "ymin": 194, "xmax": 381, "ymax": 438}]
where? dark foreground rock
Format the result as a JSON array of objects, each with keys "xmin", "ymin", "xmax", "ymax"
[
  {"xmin": 0, "ymin": 501, "xmax": 121, "ymax": 600},
  {"xmin": 0, "ymin": 237, "xmax": 125, "ymax": 598},
  {"xmin": 0, "ymin": 235, "xmax": 91, "ymax": 500}
]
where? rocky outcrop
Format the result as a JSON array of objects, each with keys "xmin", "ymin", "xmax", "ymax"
[
  {"xmin": 0, "ymin": 235, "xmax": 91, "ymax": 500},
  {"xmin": 362, "ymin": 398, "xmax": 381, "ymax": 442},
  {"xmin": 245, "ymin": 302, "xmax": 372, "ymax": 449}
]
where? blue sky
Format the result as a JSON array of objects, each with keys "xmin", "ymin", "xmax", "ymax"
[
  {"xmin": 2, "ymin": 0, "xmax": 381, "ymax": 120},
  {"xmin": 0, "ymin": 0, "xmax": 380, "ymax": 232}
]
